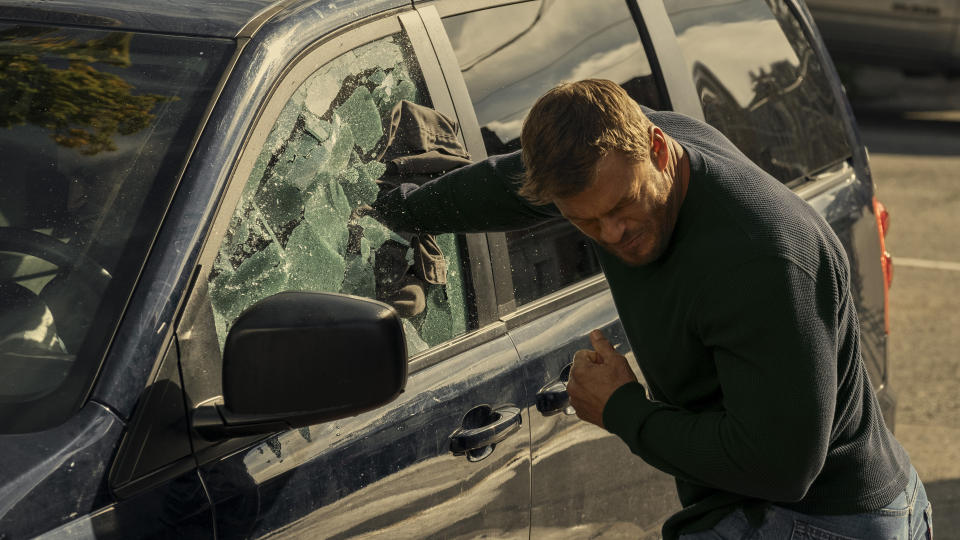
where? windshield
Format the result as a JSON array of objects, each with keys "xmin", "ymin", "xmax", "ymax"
[{"xmin": 0, "ymin": 24, "xmax": 232, "ymax": 433}]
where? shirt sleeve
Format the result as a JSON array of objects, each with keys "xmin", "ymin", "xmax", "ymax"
[
  {"xmin": 371, "ymin": 150, "xmax": 561, "ymax": 234},
  {"xmin": 602, "ymin": 256, "xmax": 840, "ymax": 502}
]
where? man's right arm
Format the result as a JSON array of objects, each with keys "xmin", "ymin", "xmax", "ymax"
[{"xmin": 372, "ymin": 150, "xmax": 561, "ymax": 234}]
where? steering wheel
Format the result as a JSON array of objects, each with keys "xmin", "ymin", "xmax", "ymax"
[
  {"xmin": 0, "ymin": 227, "xmax": 111, "ymax": 284},
  {"xmin": 0, "ymin": 227, "xmax": 112, "ymax": 351}
]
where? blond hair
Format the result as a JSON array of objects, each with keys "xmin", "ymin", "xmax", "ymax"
[{"xmin": 518, "ymin": 79, "xmax": 653, "ymax": 204}]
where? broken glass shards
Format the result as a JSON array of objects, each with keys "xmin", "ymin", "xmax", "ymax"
[
  {"xmin": 209, "ymin": 230, "xmax": 288, "ymax": 339},
  {"xmin": 405, "ymin": 233, "xmax": 467, "ymax": 348},
  {"xmin": 334, "ymin": 87, "xmax": 382, "ymax": 155},
  {"xmin": 402, "ymin": 319, "xmax": 429, "ymax": 356},
  {"xmin": 285, "ymin": 220, "xmax": 347, "ymax": 293}
]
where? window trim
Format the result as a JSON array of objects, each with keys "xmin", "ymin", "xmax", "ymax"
[
  {"xmin": 418, "ymin": 3, "xmax": 519, "ymax": 319},
  {"xmin": 630, "ymin": 0, "xmax": 705, "ymax": 119},
  {"xmin": 793, "ymin": 159, "xmax": 856, "ymax": 201},
  {"xmin": 500, "ymin": 273, "xmax": 610, "ymax": 330},
  {"xmin": 425, "ymin": 0, "xmax": 673, "ymax": 319},
  {"xmin": 411, "ymin": 5, "xmax": 503, "ymax": 325}
]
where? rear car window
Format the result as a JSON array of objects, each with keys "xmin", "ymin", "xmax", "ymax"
[
  {"xmin": 442, "ymin": 0, "xmax": 665, "ymax": 305},
  {"xmin": 0, "ymin": 25, "xmax": 232, "ymax": 433},
  {"xmin": 664, "ymin": 0, "xmax": 852, "ymax": 183}
]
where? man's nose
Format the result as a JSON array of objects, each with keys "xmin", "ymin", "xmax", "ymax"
[{"xmin": 597, "ymin": 216, "xmax": 625, "ymax": 244}]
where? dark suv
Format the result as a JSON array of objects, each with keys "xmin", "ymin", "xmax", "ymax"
[{"xmin": 0, "ymin": 0, "xmax": 895, "ymax": 538}]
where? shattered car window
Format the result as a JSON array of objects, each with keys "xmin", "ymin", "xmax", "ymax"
[{"xmin": 208, "ymin": 33, "xmax": 470, "ymax": 356}]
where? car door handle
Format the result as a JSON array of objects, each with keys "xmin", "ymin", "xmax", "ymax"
[
  {"xmin": 449, "ymin": 405, "xmax": 522, "ymax": 455},
  {"xmin": 536, "ymin": 363, "xmax": 575, "ymax": 416}
]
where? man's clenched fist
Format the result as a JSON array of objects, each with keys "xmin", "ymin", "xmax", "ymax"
[{"xmin": 567, "ymin": 329, "xmax": 639, "ymax": 428}]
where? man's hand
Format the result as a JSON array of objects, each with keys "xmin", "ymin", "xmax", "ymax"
[{"xmin": 567, "ymin": 329, "xmax": 639, "ymax": 428}]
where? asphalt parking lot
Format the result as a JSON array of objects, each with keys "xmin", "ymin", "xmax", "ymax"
[{"xmin": 846, "ymin": 66, "xmax": 960, "ymax": 537}]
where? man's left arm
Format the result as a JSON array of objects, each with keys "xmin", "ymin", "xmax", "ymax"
[
  {"xmin": 372, "ymin": 151, "xmax": 560, "ymax": 234},
  {"xmin": 570, "ymin": 257, "xmax": 840, "ymax": 502}
]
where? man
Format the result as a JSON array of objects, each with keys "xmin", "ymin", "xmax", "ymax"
[{"xmin": 372, "ymin": 79, "xmax": 931, "ymax": 538}]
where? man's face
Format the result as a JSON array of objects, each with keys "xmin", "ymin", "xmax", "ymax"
[{"xmin": 554, "ymin": 150, "xmax": 680, "ymax": 267}]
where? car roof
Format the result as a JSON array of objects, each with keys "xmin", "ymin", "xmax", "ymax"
[{"xmin": 0, "ymin": 0, "xmax": 311, "ymax": 38}]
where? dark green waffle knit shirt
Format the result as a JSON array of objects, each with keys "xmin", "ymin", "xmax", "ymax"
[{"xmin": 373, "ymin": 108, "xmax": 911, "ymax": 538}]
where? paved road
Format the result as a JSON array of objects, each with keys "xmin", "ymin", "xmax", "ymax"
[{"xmin": 848, "ymin": 67, "xmax": 960, "ymax": 537}]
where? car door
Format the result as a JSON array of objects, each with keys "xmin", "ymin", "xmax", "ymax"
[
  {"xmin": 174, "ymin": 10, "xmax": 532, "ymax": 538},
  {"xmin": 419, "ymin": 0, "xmax": 683, "ymax": 536}
]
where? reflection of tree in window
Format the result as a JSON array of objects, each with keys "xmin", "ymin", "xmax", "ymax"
[
  {"xmin": 0, "ymin": 27, "xmax": 172, "ymax": 155},
  {"xmin": 681, "ymin": 0, "xmax": 850, "ymax": 183}
]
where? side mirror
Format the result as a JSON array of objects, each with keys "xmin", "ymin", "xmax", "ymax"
[{"xmin": 193, "ymin": 292, "xmax": 407, "ymax": 440}]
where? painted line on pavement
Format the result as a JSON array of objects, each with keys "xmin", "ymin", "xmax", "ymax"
[{"xmin": 895, "ymin": 257, "xmax": 960, "ymax": 272}]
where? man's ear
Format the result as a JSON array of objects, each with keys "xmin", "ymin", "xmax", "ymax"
[{"xmin": 649, "ymin": 126, "xmax": 668, "ymax": 171}]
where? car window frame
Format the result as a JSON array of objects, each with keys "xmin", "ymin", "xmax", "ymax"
[
  {"xmin": 414, "ymin": 3, "xmax": 519, "ymax": 319},
  {"xmin": 418, "ymin": 0, "xmax": 866, "ymax": 326},
  {"xmin": 177, "ymin": 10, "xmax": 515, "ymax": 446},
  {"xmin": 201, "ymin": 13, "xmax": 489, "ymax": 330},
  {"xmin": 419, "ymin": 0, "xmax": 681, "ymax": 324}
]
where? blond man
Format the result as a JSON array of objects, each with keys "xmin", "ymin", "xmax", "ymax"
[{"xmin": 372, "ymin": 79, "xmax": 929, "ymax": 539}]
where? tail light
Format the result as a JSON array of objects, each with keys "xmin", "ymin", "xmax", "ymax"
[{"xmin": 873, "ymin": 197, "xmax": 893, "ymax": 334}]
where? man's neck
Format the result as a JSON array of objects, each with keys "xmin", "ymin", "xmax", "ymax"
[{"xmin": 666, "ymin": 136, "xmax": 690, "ymax": 204}]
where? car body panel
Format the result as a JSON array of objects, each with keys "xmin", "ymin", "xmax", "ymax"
[
  {"xmin": 0, "ymin": 403, "xmax": 124, "ymax": 538},
  {"xmin": 504, "ymin": 288, "xmax": 682, "ymax": 537},
  {"xmin": 35, "ymin": 468, "xmax": 213, "ymax": 539},
  {"xmin": 798, "ymin": 164, "xmax": 889, "ymax": 386},
  {"xmin": 0, "ymin": 0, "xmax": 281, "ymax": 37},
  {"xmin": 199, "ymin": 332, "xmax": 531, "ymax": 538}
]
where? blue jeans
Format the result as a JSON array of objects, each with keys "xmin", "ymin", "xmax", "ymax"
[{"xmin": 680, "ymin": 466, "xmax": 933, "ymax": 539}]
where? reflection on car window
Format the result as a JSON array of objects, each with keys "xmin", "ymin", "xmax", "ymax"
[
  {"xmin": 443, "ymin": 0, "xmax": 665, "ymax": 305},
  {"xmin": 207, "ymin": 33, "xmax": 471, "ymax": 356},
  {"xmin": 0, "ymin": 25, "xmax": 232, "ymax": 433},
  {"xmin": 664, "ymin": 0, "xmax": 852, "ymax": 182}
]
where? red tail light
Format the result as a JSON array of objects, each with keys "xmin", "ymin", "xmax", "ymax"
[{"xmin": 873, "ymin": 197, "xmax": 892, "ymax": 334}]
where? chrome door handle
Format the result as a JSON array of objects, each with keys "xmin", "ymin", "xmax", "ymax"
[
  {"xmin": 535, "ymin": 363, "xmax": 575, "ymax": 416},
  {"xmin": 449, "ymin": 405, "xmax": 522, "ymax": 459}
]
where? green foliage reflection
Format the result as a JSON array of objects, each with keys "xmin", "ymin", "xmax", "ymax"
[{"xmin": 0, "ymin": 27, "xmax": 172, "ymax": 155}]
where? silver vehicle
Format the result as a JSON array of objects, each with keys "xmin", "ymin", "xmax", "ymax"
[{"xmin": 807, "ymin": 0, "xmax": 960, "ymax": 74}]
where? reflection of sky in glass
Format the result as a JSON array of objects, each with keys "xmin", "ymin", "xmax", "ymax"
[
  {"xmin": 665, "ymin": 0, "xmax": 771, "ymax": 29},
  {"xmin": 676, "ymin": 19, "xmax": 799, "ymax": 107},
  {"xmin": 444, "ymin": 0, "xmax": 653, "ymax": 143},
  {"xmin": 665, "ymin": 0, "xmax": 800, "ymax": 107}
]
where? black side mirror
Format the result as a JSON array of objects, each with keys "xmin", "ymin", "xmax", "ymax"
[{"xmin": 193, "ymin": 292, "xmax": 407, "ymax": 440}]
